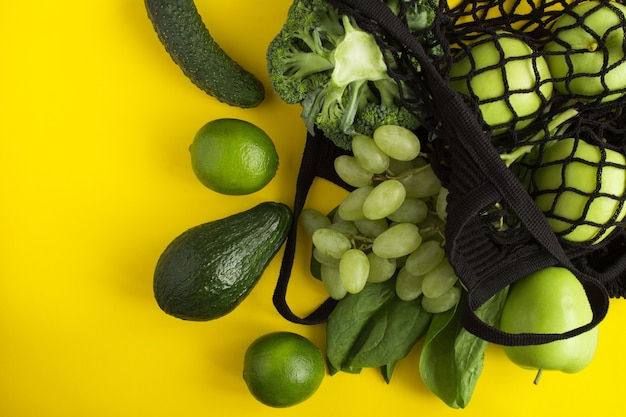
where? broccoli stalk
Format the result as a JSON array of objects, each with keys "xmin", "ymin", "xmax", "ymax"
[
  {"xmin": 267, "ymin": 0, "xmax": 438, "ymax": 149},
  {"xmin": 302, "ymin": 15, "xmax": 393, "ymax": 140}
]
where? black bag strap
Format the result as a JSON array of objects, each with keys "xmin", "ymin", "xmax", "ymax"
[
  {"xmin": 329, "ymin": 0, "xmax": 609, "ymax": 345},
  {"xmin": 273, "ymin": 131, "xmax": 352, "ymax": 324}
]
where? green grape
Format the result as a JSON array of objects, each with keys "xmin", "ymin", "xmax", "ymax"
[
  {"xmin": 354, "ymin": 218, "xmax": 389, "ymax": 238},
  {"xmin": 373, "ymin": 125, "xmax": 421, "ymax": 161},
  {"xmin": 313, "ymin": 247, "xmax": 340, "ymax": 266},
  {"xmin": 351, "ymin": 134, "xmax": 390, "ymax": 174},
  {"xmin": 339, "ymin": 249, "xmax": 370, "ymax": 294},
  {"xmin": 366, "ymin": 252, "xmax": 396, "ymax": 283},
  {"xmin": 337, "ymin": 186, "xmax": 373, "ymax": 221},
  {"xmin": 334, "ymin": 155, "xmax": 374, "ymax": 188},
  {"xmin": 372, "ymin": 223, "xmax": 422, "ymax": 258},
  {"xmin": 387, "ymin": 158, "xmax": 416, "ymax": 176},
  {"xmin": 332, "ymin": 209, "xmax": 348, "ymax": 224},
  {"xmin": 387, "ymin": 197, "xmax": 429, "ymax": 224},
  {"xmin": 362, "ymin": 179, "xmax": 406, "ymax": 220},
  {"xmin": 436, "ymin": 187, "xmax": 449, "ymax": 221},
  {"xmin": 300, "ymin": 208, "xmax": 331, "ymax": 236},
  {"xmin": 421, "ymin": 286, "xmax": 461, "ymax": 314},
  {"xmin": 312, "ymin": 227, "xmax": 352, "ymax": 259},
  {"xmin": 421, "ymin": 258, "xmax": 458, "ymax": 298},
  {"xmin": 328, "ymin": 220, "xmax": 359, "ymax": 236},
  {"xmin": 405, "ymin": 240, "xmax": 445, "ymax": 276},
  {"xmin": 395, "ymin": 266, "xmax": 424, "ymax": 301},
  {"xmin": 400, "ymin": 165, "xmax": 442, "ymax": 199},
  {"xmin": 321, "ymin": 264, "xmax": 348, "ymax": 300}
]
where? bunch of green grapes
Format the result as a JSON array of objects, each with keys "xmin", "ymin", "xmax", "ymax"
[{"xmin": 301, "ymin": 125, "xmax": 461, "ymax": 314}]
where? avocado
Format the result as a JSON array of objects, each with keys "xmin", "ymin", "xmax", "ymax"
[{"xmin": 153, "ymin": 202, "xmax": 292, "ymax": 321}]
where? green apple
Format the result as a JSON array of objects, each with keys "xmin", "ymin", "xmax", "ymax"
[
  {"xmin": 449, "ymin": 32, "xmax": 553, "ymax": 135},
  {"xmin": 543, "ymin": 0, "xmax": 626, "ymax": 102},
  {"xmin": 499, "ymin": 267, "xmax": 599, "ymax": 383},
  {"xmin": 531, "ymin": 137, "xmax": 626, "ymax": 244}
]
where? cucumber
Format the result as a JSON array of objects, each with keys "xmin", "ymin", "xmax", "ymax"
[
  {"xmin": 145, "ymin": 0, "xmax": 265, "ymax": 108},
  {"xmin": 153, "ymin": 202, "xmax": 292, "ymax": 321}
]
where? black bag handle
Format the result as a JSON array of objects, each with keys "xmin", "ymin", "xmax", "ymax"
[
  {"xmin": 327, "ymin": 0, "xmax": 609, "ymax": 345},
  {"xmin": 273, "ymin": 131, "xmax": 353, "ymax": 324}
]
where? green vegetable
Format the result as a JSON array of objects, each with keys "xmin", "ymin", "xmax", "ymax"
[
  {"xmin": 530, "ymin": 137, "xmax": 626, "ymax": 244},
  {"xmin": 499, "ymin": 267, "xmax": 599, "ymax": 384},
  {"xmin": 325, "ymin": 280, "xmax": 432, "ymax": 380},
  {"xmin": 153, "ymin": 202, "xmax": 292, "ymax": 321},
  {"xmin": 145, "ymin": 0, "xmax": 265, "ymax": 108},
  {"xmin": 266, "ymin": 0, "xmax": 440, "ymax": 149},
  {"xmin": 419, "ymin": 289, "xmax": 508, "ymax": 409}
]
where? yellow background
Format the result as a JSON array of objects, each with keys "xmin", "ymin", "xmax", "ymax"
[{"xmin": 1, "ymin": 1, "xmax": 625, "ymax": 416}]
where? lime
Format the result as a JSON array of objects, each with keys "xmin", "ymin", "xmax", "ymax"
[
  {"xmin": 242, "ymin": 331, "xmax": 325, "ymax": 408},
  {"xmin": 189, "ymin": 118, "xmax": 279, "ymax": 195}
]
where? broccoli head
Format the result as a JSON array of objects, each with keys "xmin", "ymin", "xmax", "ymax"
[{"xmin": 267, "ymin": 0, "xmax": 440, "ymax": 150}]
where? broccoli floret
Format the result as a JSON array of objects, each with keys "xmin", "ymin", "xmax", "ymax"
[
  {"xmin": 352, "ymin": 103, "xmax": 421, "ymax": 138},
  {"xmin": 267, "ymin": 0, "xmax": 439, "ymax": 150},
  {"xmin": 404, "ymin": 0, "xmax": 437, "ymax": 31},
  {"xmin": 266, "ymin": 0, "xmax": 341, "ymax": 104}
]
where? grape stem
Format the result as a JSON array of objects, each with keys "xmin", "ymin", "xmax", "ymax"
[
  {"xmin": 419, "ymin": 222, "xmax": 446, "ymax": 243},
  {"xmin": 375, "ymin": 163, "xmax": 432, "ymax": 182},
  {"xmin": 344, "ymin": 233, "xmax": 375, "ymax": 251}
]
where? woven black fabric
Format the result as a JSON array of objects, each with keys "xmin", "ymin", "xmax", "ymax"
[
  {"xmin": 274, "ymin": 0, "xmax": 626, "ymax": 345},
  {"xmin": 273, "ymin": 130, "xmax": 353, "ymax": 325}
]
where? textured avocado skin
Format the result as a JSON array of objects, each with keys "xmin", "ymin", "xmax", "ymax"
[
  {"xmin": 153, "ymin": 202, "xmax": 292, "ymax": 321},
  {"xmin": 145, "ymin": 0, "xmax": 265, "ymax": 107}
]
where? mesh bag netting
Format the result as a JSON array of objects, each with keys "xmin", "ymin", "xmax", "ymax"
[{"xmin": 274, "ymin": 0, "xmax": 626, "ymax": 345}]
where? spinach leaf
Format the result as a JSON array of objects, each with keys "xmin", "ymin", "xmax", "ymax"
[
  {"xmin": 346, "ymin": 293, "xmax": 432, "ymax": 372},
  {"xmin": 381, "ymin": 362, "xmax": 396, "ymax": 384},
  {"xmin": 326, "ymin": 281, "xmax": 396, "ymax": 374},
  {"xmin": 418, "ymin": 303, "xmax": 460, "ymax": 407},
  {"xmin": 419, "ymin": 289, "xmax": 508, "ymax": 408},
  {"xmin": 325, "ymin": 280, "xmax": 432, "ymax": 380}
]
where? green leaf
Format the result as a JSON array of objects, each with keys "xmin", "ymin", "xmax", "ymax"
[
  {"xmin": 381, "ymin": 362, "xmax": 396, "ymax": 384},
  {"xmin": 326, "ymin": 281, "xmax": 396, "ymax": 372},
  {"xmin": 346, "ymin": 294, "xmax": 432, "ymax": 370},
  {"xmin": 419, "ymin": 303, "xmax": 461, "ymax": 407},
  {"xmin": 325, "ymin": 279, "xmax": 432, "ymax": 379},
  {"xmin": 419, "ymin": 289, "xmax": 509, "ymax": 409},
  {"xmin": 454, "ymin": 288, "xmax": 509, "ymax": 407}
]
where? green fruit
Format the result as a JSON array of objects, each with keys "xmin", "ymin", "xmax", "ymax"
[
  {"xmin": 543, "ymin": 0, "xmax": 626, "ymax": 103},
  {"xmin": 243, "ymin": 332, "xmax": 325, "ymax": 408},
  {"xmin": 145, "ymin": 0, "xmax": 264, "ymax": 107},
  {"xmin": 189, "ymin": 118, "xmax": 279, "ymax": 196},
  {"xmin": 449, "ymin": 32, "xmax": 553, "ymax": 134},
  {"xmin": 499, "ymin": 267, "xmax": 599, "ymax": 382},
  {"xmin": 153, "ymin": 202, "xmax": 292, "ymax": 321},
  {"xmin": 531, "ymin": 138, "xmax": 626, "ymax": 243}
]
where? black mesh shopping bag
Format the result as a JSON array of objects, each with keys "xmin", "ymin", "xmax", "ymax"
[{"xmin": 273, "ymin": 0, "xmax": 626, "ymax": 346}]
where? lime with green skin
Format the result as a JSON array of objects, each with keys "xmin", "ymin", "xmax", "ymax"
[
  {"xmin": 189, "ymin": 118, "xmax": 279, "ymax": 195},
  {"xmin": 531, "ymin": 137, "xmax": 626, "ymax": 244},
  {"xmin": 499, "ymin": 267, "xmax": 599, "ymax": 383},
  {"xmin": 449, "ymin": 32, "xmax": 553, "ymax": 134},
  {"xmin": 543, "ymin": 0, "xmax": 626, "ymax": 103},
  {"xmin": 243, "ymin": 332, "xmax": 325, "ymax": 408}
]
